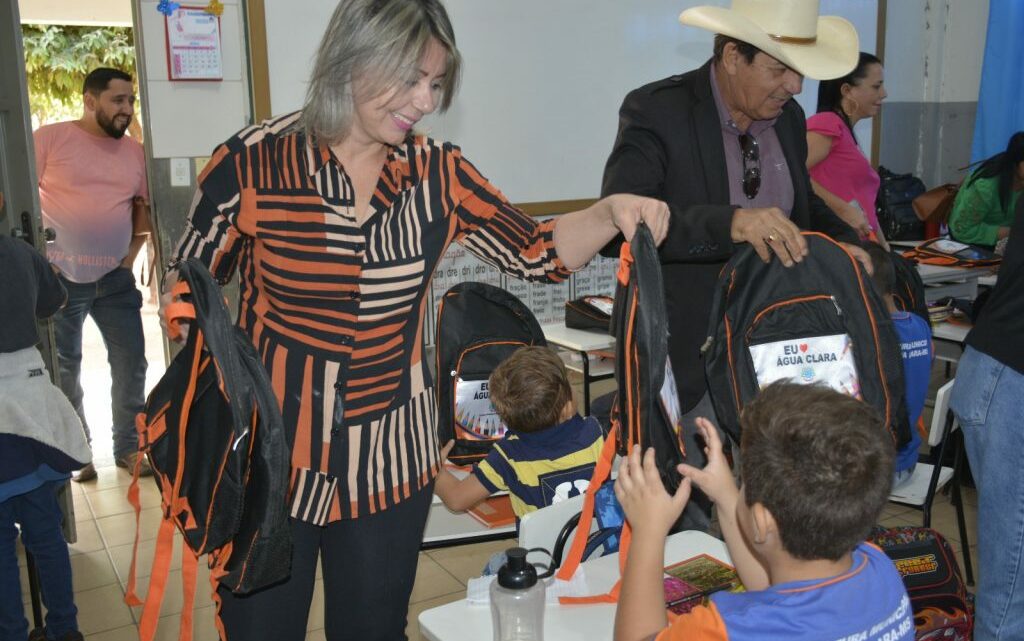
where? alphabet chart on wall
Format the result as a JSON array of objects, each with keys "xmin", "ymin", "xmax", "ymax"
[{"xmin": 165, "ymin": 6, "xmax": 224, "ymax": 81}]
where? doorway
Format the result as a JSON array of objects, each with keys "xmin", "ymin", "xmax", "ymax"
[{"xmin": 8, "ymin": 1, "xmax": 167, "ymax": 468}]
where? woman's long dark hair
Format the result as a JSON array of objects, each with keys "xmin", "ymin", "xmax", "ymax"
[
  {"xmin": 816, "ymin": 52, "xmax": 882, "ymax": 143},
  {"xmin": 966, "ymin": 131, "xmax": 1024, "ymax": 211}
]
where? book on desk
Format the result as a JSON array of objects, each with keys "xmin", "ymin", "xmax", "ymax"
[
  {"xmin": 467, "ymin": 495, "xmax": 516, "ymax": 528},
  {"xmin": 663, "ymin": 553, "xmax": 744, "ymax": 615}
]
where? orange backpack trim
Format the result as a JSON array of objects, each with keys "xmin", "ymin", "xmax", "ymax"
[
  {"xmin": 901, "ymin": 237, "xmax": 1001, "ymax": 268},
  {"xmin": 124, "ymin": 318, "xmax": 210, "ymax": 641},
  {"xmin": 555, "ymin": 236, "xmax": 647, "ymax": 605},
  {"xmin": 554, "ymin": 422, "xmax": 630, "ymax": 605}
]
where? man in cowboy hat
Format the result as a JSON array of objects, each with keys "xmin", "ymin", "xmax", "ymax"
[{"xmin": 600, "ymin": 0, "xmax": 870, "ymax": 531}]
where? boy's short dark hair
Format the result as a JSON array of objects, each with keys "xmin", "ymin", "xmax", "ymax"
[
  {"xmin": 865, "ymin": 243, "xmax": 896, "ymax": 299},
  {"xmin": 488, "ymin": 346, "xmax": 572, "ymax": 434},
  {"xmin": 83, "ymin": 67, "xmax": 133, "ymax": 96},
  {"xmin": 740, "ymin": 382, "xmax": 894, "ymax": 561}
]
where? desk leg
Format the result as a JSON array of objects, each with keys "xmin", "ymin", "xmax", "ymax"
[{"xmin": 580, "ymin": 350, "xmax": 591, "ymax": 415}]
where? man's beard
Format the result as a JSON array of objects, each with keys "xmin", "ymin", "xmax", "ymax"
[{"xmin": 96, "ymin": 110, "xmax": 130, "ymax": 139}]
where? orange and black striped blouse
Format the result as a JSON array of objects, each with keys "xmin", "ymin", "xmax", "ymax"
[{"xmin": 172, "ymin": 112, "xmax": 569, "ymax": 524}]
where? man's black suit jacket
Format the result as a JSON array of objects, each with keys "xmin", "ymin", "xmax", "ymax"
[{"xmin": 601, "ymin": 59, "xmax": 858, "ymax": 413}]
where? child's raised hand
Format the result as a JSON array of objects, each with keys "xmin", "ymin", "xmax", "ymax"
[
  {"xmin": 678, "ymin": 417, "xmax": 738, "ymax": 506},
  {"xmin": 614, "ymin": 445, "xmax": 691, "ymax": 537}
]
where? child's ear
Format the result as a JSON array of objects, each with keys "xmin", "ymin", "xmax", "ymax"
[
  {"xmin": 560, "ymin": 398, "xmax": 575, "ymax": 422},
  {"xmin": 750, "ymin": 502, "xmax": 777, "ymax": 545}
]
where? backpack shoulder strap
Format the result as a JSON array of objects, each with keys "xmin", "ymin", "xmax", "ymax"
[{"xmin": 554, "ymin": 422, "xmax": 624, "ymax": 603}]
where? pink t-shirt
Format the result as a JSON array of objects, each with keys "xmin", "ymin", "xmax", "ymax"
[
  {"xmin": 807, "ymin": 111, "xmax": 880, "ymax": 235},
  {"xmin": 34, "ymin": 121, "xmax": 148, "ymax": 283}
]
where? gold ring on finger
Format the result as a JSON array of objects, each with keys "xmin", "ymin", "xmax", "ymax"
[{"xmin": 767, "ymin": 233, "xmax": 778, "ymax": 242}]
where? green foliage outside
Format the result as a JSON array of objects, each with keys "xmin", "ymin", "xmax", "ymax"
[{"xmin": 22, "ymin": 24, "xmax": 137, "ymax": 126}]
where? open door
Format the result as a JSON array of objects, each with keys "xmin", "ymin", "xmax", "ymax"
[
  {"xmin": 0, "ymin": 0, "xmax": 60, "ymax": 378},
  {"xmin": 0, "ymin": 0, "xmax": 76, "ymax": 552}
]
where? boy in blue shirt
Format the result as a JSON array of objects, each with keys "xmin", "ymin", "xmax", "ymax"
[
  {"xmin": 867, "ymin": 244, "xmax": 931, "ymax": 487},
  {"xmin": 434, "ymin": 346, "xmax": 604, "ymax": 520},
  {"xmin": 614, "ymin": 383, "xmax": 912, "ymax": 641}
]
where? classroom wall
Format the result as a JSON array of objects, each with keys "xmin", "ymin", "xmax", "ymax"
[
  {"xmin": 133, "ymin": 1, "xmax": 998, "ymax": 337},
  {"xmin": 879, "ymin": 0, "xmax": 989, "ymax": 187},
  {"xmin": 262, "ymin": 0, "xmax": 878, "ymax": 205},
  {"xmin": 132, "ymin": 0, "xmax": 252, "ymax": 272}
]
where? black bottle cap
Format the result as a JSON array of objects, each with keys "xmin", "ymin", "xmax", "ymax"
[{"xmin": 497, "ymin": 547, "xmax": 538, "ymax": 590}]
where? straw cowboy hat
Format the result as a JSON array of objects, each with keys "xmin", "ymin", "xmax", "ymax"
[{"xmin": 680, "ymin": 0, "xmax": 859, "ymax": 80}]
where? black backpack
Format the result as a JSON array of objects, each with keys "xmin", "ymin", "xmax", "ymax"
[
  {"xmin": 870, "ymin": 526, "xmax": 973, "ymax": 640},
  {"xmin": 126, "ymin": 259, "xmax": 291, "ymax": 641},
  {"xmin": 890, "ymin": 250, "xmax": 929, "ymax": 322},
  {"xmin": 555, "ymin": 222, "xmax": 685, "ymax": 601},
  {"xmin": 435, "ymin": 282, "xmax": 546, "ymax": 465},
  {"xmin": 703, "ymin": 232, "xmax": 911, "ymax": 450},
  {"xmin": 608, "ymin": 223, "xmax": 686, "ymax": 491},
  {"xmin": 877, "ymin": 166, "xmax": 927, "ymax": 241}
]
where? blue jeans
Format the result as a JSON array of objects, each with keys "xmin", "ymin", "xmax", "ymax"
[
  {"xmin": 0, "ymin": 480, "xmax": 79, "ymax": 639},
  {"xmin": 54, "ymin": 267, "xmax": 147, "ymax": 461},
  {"xmin": 950, "ymin": 346, "xmax": 1024, "ymax": 641}
]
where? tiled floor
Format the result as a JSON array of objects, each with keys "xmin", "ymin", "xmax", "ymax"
[
  {"xmin": 16, "ymin": 462, "xmax": 515, "ymax": 640},
  {"xmin": 13, "ymin": 279, "xmax": 980, "ymax": 640}
]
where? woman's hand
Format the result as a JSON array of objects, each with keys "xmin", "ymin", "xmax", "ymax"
[
  {"xmin": 159, "ymin": 269, "xmax": 191, "ymax": 343},
  {"xmin": 603, "ymin": 194, "xmax": 670, "ymax": 246},
  {"xmin": 838, "ymin": 201, "xmax": 873, "ymax": 238}
]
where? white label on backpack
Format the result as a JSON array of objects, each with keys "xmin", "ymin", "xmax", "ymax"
[
  {"xmin": 660, "ymin": 358, "xmax": 684, "ymax": 437},
  {"xmin": 748, "ymin": 334, "xmax": 862, "ymax": 399},
  {"xmin": 584, "ymin": 296, "xmax": 614, "ymax": 316},
  {"xmin": 455, "ymin": 377, "xmax": 508, "ymax": 439},
  {"xmin": 931, "ymin": 239, "xmax": 970, "ymax": 254}
]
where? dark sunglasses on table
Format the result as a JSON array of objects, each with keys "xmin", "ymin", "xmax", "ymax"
[{"xmin": 738, "ymin": 134, "xmax": 761, "ymax": 199}]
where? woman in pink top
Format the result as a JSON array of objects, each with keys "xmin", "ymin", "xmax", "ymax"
[{"xmin": 806, "ymin": 52, "xmax": 888, "ymax": 248}]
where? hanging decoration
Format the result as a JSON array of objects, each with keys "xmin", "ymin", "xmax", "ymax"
[
  {"xmin": 157, "ymin": 0, "xmax": 180, "ymax": 17},
  {"xmin": 204, "ymin": 0, "xmax": 224, "ymax": 17}
]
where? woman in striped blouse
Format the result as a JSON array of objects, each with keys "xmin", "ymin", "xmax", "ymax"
[{"xmin": 163, "ymin": 0, "xmax": 668, "ymax": 639}]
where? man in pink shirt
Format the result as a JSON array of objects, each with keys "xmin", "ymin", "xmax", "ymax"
[{"xmin": 34, "ymin": 67, "xmax": 152, "ymax": 481}]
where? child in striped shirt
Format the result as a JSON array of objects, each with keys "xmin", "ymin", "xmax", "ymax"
[{"xmin": 434, "ymin": 346, "xmax": 604, "ymax": 521}]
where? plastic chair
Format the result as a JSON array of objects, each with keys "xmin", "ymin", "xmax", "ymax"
[
  {"xmin": 518, "ymin": 494, "xmax": 589, "ymax": 569},
  {"xmin": 888, "ymin": 378, "xmax": 974, "ymax": 585}
]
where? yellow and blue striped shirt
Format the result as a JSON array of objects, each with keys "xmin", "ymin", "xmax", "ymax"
[{"xmin": 472, "ymin": 414, "xmax": 604, "ymax": 518}]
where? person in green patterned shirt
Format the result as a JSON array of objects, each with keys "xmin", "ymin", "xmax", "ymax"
[{"xmin": 949, "ymin": 131, "xmax": 1024, "ymax": 247}]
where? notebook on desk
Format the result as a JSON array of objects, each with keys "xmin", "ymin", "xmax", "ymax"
[
  {"xmin": 663, "ymin": 553, "xmax": 743, "ymax": 615},
  {"xmin": 467, "ymin": 495, "xmax": 516, "ymax": 528}
]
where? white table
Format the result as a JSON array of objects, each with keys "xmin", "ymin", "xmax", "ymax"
[
  {"xmin": 889, "ymin": 239, "xmax": 995, "ymax": 302},
  {"xmin": 422, "ymin": 503, "xmax": 516, "ymax": 550},
  {"xmin": 916, "ymin": 263, "xmax": 993, "ymax": 303},
  {"xmin": 541, "ymin": 323, "xmax": 616, "ymax": 414},
  {"xmin": 931, "ymin": 320, "xmax": 971, "ymax": 366},
  {"xmin": 422, "ymin": 469, "xmax": 516, "ymax": 550},
  {"xmin": 419, "ymin": 530, "xmax": 731, "ymax": 641}
]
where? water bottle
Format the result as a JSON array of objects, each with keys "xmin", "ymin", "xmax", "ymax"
[{"xmin": 490, "ymin": 547, "xmax": 545, "ymax": 641}]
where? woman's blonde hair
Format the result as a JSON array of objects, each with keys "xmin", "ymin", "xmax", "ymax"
[{"xmin": 300, "ymin": 0, "xmax": 462, "ymax": 145}]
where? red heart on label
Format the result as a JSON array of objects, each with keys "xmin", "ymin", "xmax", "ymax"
[{"xmin": 799, "ymin": 344, "xmax": 808, "ymax": 353}]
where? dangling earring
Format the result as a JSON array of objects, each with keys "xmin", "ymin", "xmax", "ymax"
[{"xmin": 841, "ymin": 95, "xmax": 860, "ymax": 120}]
